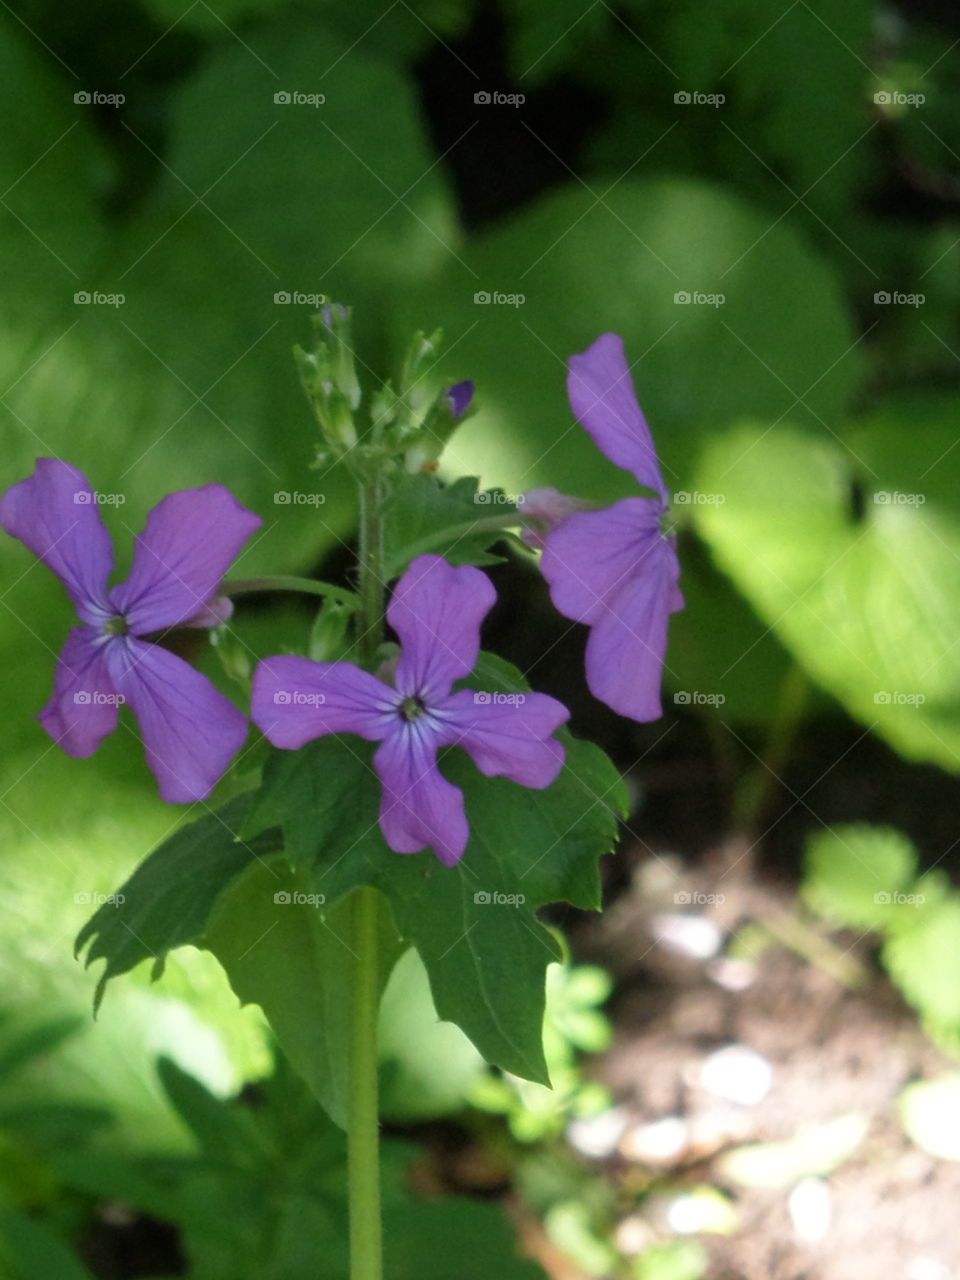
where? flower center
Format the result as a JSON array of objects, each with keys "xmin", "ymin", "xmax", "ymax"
[
  {"xmin": 398, "ymin": 694, "xmax": 427, "ymax": 722},
  {"xmin": 103, "ymin": 614, "xmax": 130, "ymax": 636}
]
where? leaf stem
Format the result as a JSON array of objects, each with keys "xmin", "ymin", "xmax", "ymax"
[
  {"xmin": 348, "ymin": 884, "xmax": 383, "ymax": 1280},
  {"xmin": 357, "ymin": 477, "xmax": 386, "ymax": 665},
  {"xmin": 222, "ymin": 576, "xmax": 359, "ymax": 609}
]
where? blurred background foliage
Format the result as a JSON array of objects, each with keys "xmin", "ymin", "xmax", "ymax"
[{"xmin": 3, "ymin": 0, "xmax": 960, "ymax": 1275}]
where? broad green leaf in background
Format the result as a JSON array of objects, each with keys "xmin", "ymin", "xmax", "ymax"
[
  {"xmin": 241, "ymin": 654, "xmax": 625, "ymax": 1086},
  {"xmin": 395, "ymin": 177, "xmax": 861, "ymax": 502},
  {"xmin": 802, "ymin": 824, "xmax": 918, "ymax": 930},
  {"xmin": 694, "ymin": 414, "xmax": 960, "ymax": 772}
]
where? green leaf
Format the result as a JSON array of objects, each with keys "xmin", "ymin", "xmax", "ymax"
[
  {"xmin": 0, "ymin": 1207, "xmax": 95, "ymax": 1280},
  {"xmin": 75, "ymin": 794, "xmax": 278, "ymax": 1009},
  {"xmin": 155, "ymin": 1056, "xmax": 270, "ymax": 1168},
  {"xmin": 883, "ymin": 896, "xmax": 960, "ymax": 1045},
  {"xmin": 802, "ymin": 825, "xmax": 918, "ymax": 930},
  {"xmin": 694, "ymin": 419, "xmax": 960, "ymax": 772},
  {"xmin": 382, "ymin": 473, "xmax": 520, "ymax": 577},
  {"xmin": 203, "ymin": 863, "xmax": 405, "ymax": 1129},
  {"xmin": 244, "ymin": 654, "xmax": 625, "ymax": 1083}
]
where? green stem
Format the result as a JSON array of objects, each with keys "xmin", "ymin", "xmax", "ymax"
[
  {"xmin": 731, "ymin": 662, "xmax": 810, "ymax": 836},
  {"xmin": 348, "ymin": 885, "xmax": 383, "ymax": 1280},
  {"xmin": 222, "ymin": 575, "xmax": 359, "ymax": 609},
  {"xmin": 347, "ymin": 475, "xmax": 386, "ymax": 1280},
  {"xmin": 357, "ymin": 477, "xmax": 386, "ymax": 664}
]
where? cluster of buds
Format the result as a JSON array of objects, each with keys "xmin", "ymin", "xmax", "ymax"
[{"xmin": 295, "ymin": 306, "xmax": 474, "ymax": 476}]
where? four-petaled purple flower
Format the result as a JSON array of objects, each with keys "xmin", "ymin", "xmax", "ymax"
[
  {"xmin": 251, "ymin": 553, "xmax": 569, "ymax": 865},
  {"xmin": 0, "ymin": 458, "xmax": 261, "ymax": 801},
  {"xmin": 523, "ymin": 332, "xmax": 683, "ymax": 722}
]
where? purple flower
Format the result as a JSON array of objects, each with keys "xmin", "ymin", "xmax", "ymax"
[
  {"xmin": 0, "ymin": 458, "xmax": 261, "ymax": 802},
  {"xmin": 526, "ymin": 333, "xmax": 683, "ymax": 722},
  {"xmin": 251, "ymin": 553, "xmax": 569, "ymax": 865},
  {"xmin": 444, "ymin": 379, "xmax": 474, "ymax": 418}
]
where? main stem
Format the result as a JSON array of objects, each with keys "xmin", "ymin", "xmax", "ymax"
[{"xmin": 348, "ymin": 474, "xmax": 386, "ymax": 1280}]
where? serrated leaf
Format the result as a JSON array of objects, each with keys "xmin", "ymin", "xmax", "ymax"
[
  {"xmin": 203, "ymin": 863, "xmax": 405, "ymax": 1129},
  {"xmin": 244, "ymin": 654, "xmax": 625, "ymax": 1082},
  {"xmin": 75, "ymin": 794, "xmax": 279, "ymax": 1009},
  {"xmin": 802, "ymin": 824, "xmax": 917, "ymax": 930},
  {"xmin": 382, "ymin": 473, "xmax": 520, "ymax": 576}
]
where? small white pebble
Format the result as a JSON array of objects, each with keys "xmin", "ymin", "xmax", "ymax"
[
  {"xmin": 566, "ymin": 1106, "xmax": 629, "ymax": 1158},
  {"xmin": 707, "ymin": 956, "xmax": 757, "ymax": 990},
  {"xmin": 699, "ymin": 1044, "xmax": 772, "ymax": 1105},
  {"xmin": 788, "ymin": 1177, "xmax": 831, "ymax": 1243},
  {"xmin": 620, "ymin": 1115, "xmax": 689, "ymax": 1164},
  {"xmin": 650, "ymin": 912, "xmax": 723, "ymax": 959}
]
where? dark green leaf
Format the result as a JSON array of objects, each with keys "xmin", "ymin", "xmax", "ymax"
[
  {"xmin": 382, "ymin": 473, "xmax": 521, "ymax": 577},
  {"xmin": 75, "ymin": 794, "xmax": 279, "ymax": 1009}
]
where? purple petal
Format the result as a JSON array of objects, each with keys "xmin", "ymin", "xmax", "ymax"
[
  {"xmin": 0, "ymin": 459, "xmax": 114, "ymax": 624},
  {"xmin": 38, "ymin": 626, "xmax": 121, "ymax": 756},
  {"xmin": 539, "ymin": 498, "xmax": 664, "ymax": 625},
  {"xmin": 251, "ymin": 656, "xmax": 395, "ymax": 749},
  {"xmin": 388, "ymin": 554, "xmax": 495, "ymax": 701},
  {"xmin": 105, "ymin": 638, "xmax": 248, "ymax": 802},
  {"xmin": 110, "ymin": 484, "xmax": 261, "ymax": 634},
  {"xmin": 374, "ymin": 724, "xmax": 468, "ymax": 866},
  {"xmin": 519, "ymin": 487, "xmax": 591, "ymax": 551},
  {"xmin": 567, "ymin": 333, "xmax": 668, "ymax": 499},
  {"xmin": 444, "ymin": 380, "xmax": 474, "ymax": 418},
  {"xmin": 438, "ymin": 688, "xmax": 568, "ymax": 788},
  {"xmin": 582, "ymin": 536, "xmax": 682, "ymax": 722}
]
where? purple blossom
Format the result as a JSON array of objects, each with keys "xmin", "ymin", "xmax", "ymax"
[
  {"xmin": 444, "ymin": 379, "xmax": 474, "ymax": 418},
  {"xmin": 0, "ymin": 458, "xmax": 261, "ymax": 801},
  {"xmin": 251, "ymin": 553, "xmax": 569, "ymax": 865},
  {"xmin": 525, "ymin": 333, "xmax": 683, "ymax": 722}
]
